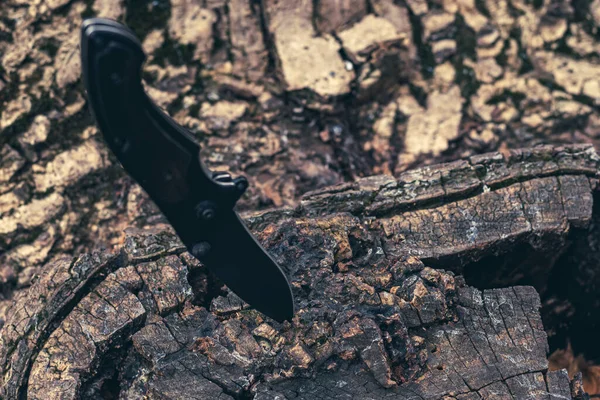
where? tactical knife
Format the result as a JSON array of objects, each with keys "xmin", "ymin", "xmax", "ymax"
[{"xmin": 80, "ymin": 18, "xmax": 294, "ymax": 322}]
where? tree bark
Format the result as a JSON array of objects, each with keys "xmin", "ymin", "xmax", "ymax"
[
  {"xmin": 1, "ymin": 0, "xmax": 599, "ymax": 311},
  {"xmin": 1, "ymin": 0, "xmax": 600, "ymax": 398},
  {"xmin": 1, "ymin": 144, "xmax": 597, "ymax": 399}
]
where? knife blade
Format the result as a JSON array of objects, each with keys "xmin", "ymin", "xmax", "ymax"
[{"xmin": 80, "ymin": 18, "xmax": 294, "ymax": 322}]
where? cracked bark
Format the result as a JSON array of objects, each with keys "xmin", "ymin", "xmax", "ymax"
[
  {"xmin": 1, "ymin": 0, "xmax": 600, "ymax": 398},
  {"xmin": 1, "ymin": 145, "xmax": 598, "ymax": 399},
  {"xmin": 0, "ymin": 0, "xmax": 598, "ymax": 320}
]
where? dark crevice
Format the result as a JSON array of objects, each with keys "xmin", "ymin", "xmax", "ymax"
[
  {"xmin": 124, "ymin": 0, "xmax": 171, "ymax": 42},
  {"xmin": 57, "ymin": 165, "xmax": 130, "ymax": 254},
  {"xmin": 495, "ymin": 38, "xmax": 511, "ymax": 68},
  {"xmin": 0, "ymin": 209, "xmax": 67, "ymax": 257},
  {"xmin": 18, "ymin": 252, "xmax": 128, "ymax": 399},
  {"xmin": 0, "ymin": 92, "xmax": 57, "ymax": 150},
  {"xmin": 326, "ymin": 35, "xmax": 384, "ymax": 181},
  {"xmin": 537, "ymin": 78, "xmax": 600, "ymax": 114},
  {"xmin": 33, "ymin": 103, "xmax": 95, "ymax": 156},
  {"xmin": 546, "ymin": 190, "xmax": 600, "ymax": 361},
  {"xmin": 336, "ymin": 104, "xmax": 378, "ymax": 180},
  {"xmin": 81, "ymin": 0, "xmax": 95, "ymax": 19},
  {"xmin": 549, "ymin": 19, "xmax": 599, "ymax": 62},
  {"xmin": 486, "ymin": 90, "xmax": 527, "ymax": 106},
  {"xmin": 427, "ymin": 189, "xmax": 600, "ymax": 384},
  {"xmin": 311, "ymin": 0, "xmax": 320, "ymax": 34},
  {"xmin": 475, "ymin": 0, "xmax": 492, "ymax": 19},
  {"xmin": 366, "ymin": 171, "xmax": 598, "ymax": 219},
  {"xmin": 186, "ymin": 265, "xmax": 227, "ymax": 310},
  {"xmin": 571, "ymin": 0, "xmax": 597, "ymax": 38},
  {"xmin": 255, "ymin": 0, "xmax": 278, "ymax": 76},
  {"xmin": 38, "ymin": 39, "xmax": 60, "ymax": 58},
  {"xmin": 128, "ymin": 247, "xmax": 185, "ymax": 264},
  {"xmin": 153, "ymin": 36, "xmax": 195, "ymax": 68},
  {"xmin": 389, "ymin": 105, "xmax": 408, "ymax": 174},
  {"xmin": 453, "ymin": 14, "xmax": 480, "ymax": 104},
  {"xmin": 405, "ymin": 3, "xmax": 435, "ymax": 79},
  {"xmin": 80, "ymin": 338, "xmax": 136, "ymax": 399},
  {"xmin": 379, "ymin": 316, "xmax": 427, "ymax": 383},
  {"xmin": 408, "ymin": 83, "xmax": 428, "ymax": 109},
  {"xmin": 508, "ymin": 27, "xmax": 535, "ymax": 75},
  {"xmin": 211, "ymin": 5, "xmax": 229, "ymax": 65}
]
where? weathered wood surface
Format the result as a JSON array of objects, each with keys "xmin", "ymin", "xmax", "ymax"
[
  {"xmin": 1, "ymin": 145, "xmax": 597, "ymax": 399},
  {"xmin": 1, "ymin": 0, "xmax": 600, "ymax": 398}
]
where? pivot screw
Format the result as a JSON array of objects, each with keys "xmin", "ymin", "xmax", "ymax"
[
  {"xmin": 196, "ymin": 201, "xmax": 216, "ymax": 221},
  {"xmin": 192, "ymin": 242, "xmax": 211, "ymax": 258}
]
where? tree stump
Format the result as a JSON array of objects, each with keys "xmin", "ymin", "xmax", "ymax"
[{"xmin": 1, "ymin": 145, "xmax": 597, "ymax": 399}]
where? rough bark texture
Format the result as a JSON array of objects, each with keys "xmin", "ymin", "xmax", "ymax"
[
  {"xmin": 1, "ymin": 0, "xmax": 600, "ymax": 398},
  {"xmin": 0, "ymin": 145, "xmax": 598, "ymax": 399},
  {"xmin": 1, "ymin": 0, "xmax": 600, "ymax": 314}
]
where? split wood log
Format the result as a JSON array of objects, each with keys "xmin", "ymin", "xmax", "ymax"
[{"xmin": 1, "ymin": 144, "xmax": 598, "ymax": 399}]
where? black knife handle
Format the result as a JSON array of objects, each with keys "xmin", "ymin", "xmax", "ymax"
[{"xmin": 81, "ymin": 19, "xmax": 247, "ymax": 244}]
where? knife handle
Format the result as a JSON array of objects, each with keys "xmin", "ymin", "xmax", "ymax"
[{"xmin": 81, "ymin": 19, "xmax": 246, "ymax": 211}]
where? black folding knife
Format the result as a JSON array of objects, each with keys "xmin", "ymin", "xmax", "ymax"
[{"xmin": 80, "ymin": 18, "xmax": 294, "ymax": 322}]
